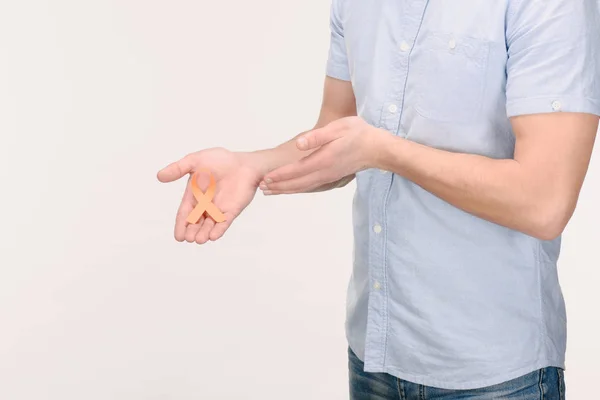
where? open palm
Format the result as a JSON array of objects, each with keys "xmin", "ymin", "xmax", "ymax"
[{"xmin": 157, "ymin": 148, "xmax": 262, "ymax": 244}]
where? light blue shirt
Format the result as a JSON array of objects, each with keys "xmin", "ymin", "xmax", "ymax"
[{"xmin": 326, "ymin": 0, "xmax": 600, "ymax": 390}]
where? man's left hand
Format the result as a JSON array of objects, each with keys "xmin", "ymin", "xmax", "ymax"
[{"xmin": 259, "ymin": 117, "xmax": 386, "ymax": 195}]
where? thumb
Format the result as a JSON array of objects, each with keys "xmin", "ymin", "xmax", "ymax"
[
  {"xmin": 296, "ymin": 124, "xmax": 342, "ymax": 151},
  {"xmin": 157, "ymin": 154, "xmax": 195, "ymax": 183}
]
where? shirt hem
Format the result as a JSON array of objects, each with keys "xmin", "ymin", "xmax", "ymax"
[
  {"xmin": 326, "ymin": 63, "xmax": 351, "ymax": 81},
  {"xmin": 362, "ymin": 358, "xmax": 565, "ymax": 390},
  {"xmin": 506, "ymin": 95, "xmax": 600, "ymax": 118}
]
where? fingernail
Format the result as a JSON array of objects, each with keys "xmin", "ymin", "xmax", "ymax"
[
  {"xmin": 265, "ymin": 178, "xmax": 273, "ymax": 184},
  {"xmin": 259, "ymin": 181, "xmax": 267, "ymax": 190},
  {"xmin": 297, "ymin": 137, "xmax": 307, "ymax": 150},
  {"xmin": 263, "ymin": 190, "xmax": 272, "ymax": 196}
]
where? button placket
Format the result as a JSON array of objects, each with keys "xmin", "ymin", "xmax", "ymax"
[
  {"xmin": 381, "ymin": 35, "xmax": 413, "ymax": 134},
  {"xmin": 365, "ymin": 0, "xmax": 430, "ymax": 370}
]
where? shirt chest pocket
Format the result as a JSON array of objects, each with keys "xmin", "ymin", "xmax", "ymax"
[{"xmin": 413, "ymin": 32, "xmax": 490, "ymax": 123}]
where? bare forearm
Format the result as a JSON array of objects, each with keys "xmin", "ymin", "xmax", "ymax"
[
  {"xmin": 260, "ymin": 114, "xmax": 595, "ymax": 236},
  {"xmin": 248, "ymin": 110, "xmax": 348, "ymax": 176},
  {"xmin": 374, "ymin": 132, "xmax": 571, "ymax": 240}
]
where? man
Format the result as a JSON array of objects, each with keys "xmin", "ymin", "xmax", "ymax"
[{"xmin": 158, "ymin": 0, "xmax": 600, "ymax": 398}]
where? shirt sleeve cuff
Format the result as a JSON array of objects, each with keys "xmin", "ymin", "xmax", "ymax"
[
  {"xmin": 506, "ymin": 96, "xmax": 600, "ymax": 118},
  {"xmin": 326, "ymin": 62, "xmax": 351, "ymax": 81}
]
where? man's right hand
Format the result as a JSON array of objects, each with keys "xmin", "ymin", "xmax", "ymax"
[
  {"xmin": 157, "ymin": 76, "xmax": 358, "ymax": 244},
  {"xmin": 157, "ymin": 148, "xmax": 265, "ymax": 244}
]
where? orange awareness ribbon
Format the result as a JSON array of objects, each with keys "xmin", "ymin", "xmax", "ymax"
[{"xmin": 186, "ymin": 170, "xmax": 226, "ymax": 224}]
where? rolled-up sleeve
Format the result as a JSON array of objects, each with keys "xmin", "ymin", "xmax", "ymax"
[
  {"xmin": 505, "ymin": 0, "xmax": 600, "ymax": 118},
  {"xmin": 326, "ymin": 0, "xmax": 351, "ymax": 81}
]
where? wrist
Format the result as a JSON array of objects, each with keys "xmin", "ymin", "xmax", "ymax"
[
  {"xmin": 366, "ymin": 127, "xmax": 394, "ymax": 170},
  {"xmin": 241, "ymin": 146, "xmax": 290, "ymax": 177}
]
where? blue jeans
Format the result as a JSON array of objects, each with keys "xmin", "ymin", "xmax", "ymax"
[{"xmin": 349, "ymin": 348, "xmax": 566, "ymax": 400}]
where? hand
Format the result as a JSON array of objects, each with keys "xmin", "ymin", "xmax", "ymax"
[
  {"xmin": 259, "ymin": 117, "xmax": 385, "ymax": 195},
  {"xmin": 157, "ymin": 148, "xmax": 263, "ymax": 244},
  {"xmin": 307, "ymin": 174, "xmax": 356, "ymax": 192}
]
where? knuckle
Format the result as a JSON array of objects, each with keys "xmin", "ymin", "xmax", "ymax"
[{"xmin": 183, "ymin": 153, "xmax": 196, "ymax": 163}]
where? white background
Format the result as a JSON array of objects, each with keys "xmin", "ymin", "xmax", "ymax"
[{"xmin": 0, "ymin": 1, "xmax": 598, "ymax": 399}]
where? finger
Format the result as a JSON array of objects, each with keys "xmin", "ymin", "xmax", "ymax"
[
  {"xmin": 174, "ymin": 183, "xmax": 196, "ymax": 242},
  {"xmin": 263, "ymin": 171, "xmax": 327, "ymax": 195},
  {"xmin": 209, "ymin": 212, "xmax": 235, "ymax": 241},
  {"xmin": 196, "ymin": 217, "xmax": 215, "ymax": 244},
  {"xmin": 264, "ymin": 150, "xmax": 328, "ymax": 184},
  {"xmin": 157, "ymin": 153, "xmax": 196, "ymax": 183},
  {"xmin": 185, "ymin": 216, "xmax": 204, "ymax": 243},
  {"xmin": 296, "ymin": 122, "xmax": 344, "ymax": 151}
]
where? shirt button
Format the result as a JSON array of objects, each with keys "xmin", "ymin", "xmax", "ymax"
[
  {"xmin": 373, "ymin": 281, "xmax": 381, "ymax": 290},
  {"xmin": 388, "ymin": 104, "xmax": 398, "ymax": 113},
  {"xmin": 449, "ymin": 38, "xmax": 457, "ymax": 50},
  {"xmin": 552, "ymin": 100, "xmax": 562, "ymax": 111},
  {"xmin": 373, "ymin": 224, "xmax": 382, "ymax": 234},
  {"xmin": 400, "ymin": 41, "xmax": 410, "ymax": 52}
]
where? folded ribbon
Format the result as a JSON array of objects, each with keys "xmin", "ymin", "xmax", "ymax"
[{"xmin": 186, "ymin": 170, "xmax": 226, "ymax": 224}]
